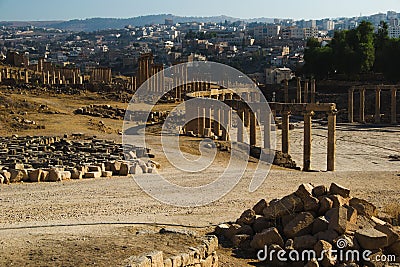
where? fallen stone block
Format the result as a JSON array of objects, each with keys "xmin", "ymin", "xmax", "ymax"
[
  {"xmin": 84, "ymin": 171, "xmax": 101, "ymax": 179},
  {"xmin": 312, "ymin": 185, "xmax": 328, "ymax": 198},
  {"xmin": 236, "ymin": 209, "xmax": 256, "ymax": 225},
  {"xmin": 71, "ymin": 170, "xmax": 84, "ymax": 179},
  {"xmin": 329, "ymin": 194, "xmax": 349, "ymax": 209},
  {"xmin": 102, "ymin": 171, "xmax": 113, "ymax": 177},
  {"xmin": 295, "ymin": 183, "xmax": 314, "ymax": 199},
  {"xmin": 375, "ymin": 224, "xmax": 400, "ymax": 246},
  {"xmin": 349, "ymin": 198, "xmax": 377, "ymax": 218},
  {"xmin": 252, "ymin": 199, "xmax": 268, "ymax": 215},
  {"xmin": 329, "ymin": 183, "xmax": 351, "ymax": 198},
  {"xmin": 313, "ymin": 230, "xmax": 339, "ymax": 243},
  {"xmin": 1, "ymin": 171, "xmax": 10, "ymax": 184},
  {"xmin": 146, "ymin": 251, "xmax": 163, "ymax": 267},
  {"xmin": 312, "ymin": 216, "xmax": 330, "ymax": 234},
  {"xmin": 9, "ymin": 169, "xmax": 24, "ymax": 183},
  {"xmin": 119, "ymin": 163, "xmax": 129, "ymax": 176},
  {"xmin": 314, "ymin": 240, "xmax": 336, "ymax": 267},
  {"xmin": 263, "ymin": 193, "xmax": 303, "ymax": 219},
  {"xmin": 236, "ymin": 225, "xmax": 253, "ymax": 236},
  {"xmin": 355, "ymin": 228, "xmax": 388, "ymax": 250},
  {"xmin": 386, "ymin": 240, "xmax": 400, "ymax": 256},
  {"xmin": 250, "ymin": 227, "xmax": 284, "ymax": 249},
  {"xmin": 231, "ymin": 234, "xmax": 251, "ymax": 249},
  {"xmin": 28, "ymin": 169, "xmax": 43, "ymax": 182},
  {"xmin": 252, "ymin": 216, "xmax": 273, "ymax": 233},
  {"xmin": 283, "ymin": 212, "xmax": 315, "ymax": 238},
  {"xmin": 293, "ymin": 235, "xmax": 318, "ymax": 250},
  {"xmin": 327, "ymin": 206, "xmax": 349, "ymax": 235},
  {"xmin": 318, "ymin": 196, "xmax": 333, "ymax": 215}
]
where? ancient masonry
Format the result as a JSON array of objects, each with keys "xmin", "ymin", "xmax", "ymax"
[
  {"xmin": 0, "ymin": 136, "xmax": 158, "ymax": 184},
  {"xmin": 184, "ymin": 87, "xmax": 337, "ymax": 171},
  {"xmin": 124, "ymin": 235, "xmax": 219, "ymax": 267},
  {"xmin": 215, "ymin": 183, "xmax": 400, "ymax": 266},
  {"xmin": 348, "ymin": 85, "xmax": 398, "ymax": 124}
]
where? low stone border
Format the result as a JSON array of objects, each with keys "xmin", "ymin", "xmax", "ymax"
[{"xmin": 123, "ymin": 235, "xmax": 219, "ymax": 267}]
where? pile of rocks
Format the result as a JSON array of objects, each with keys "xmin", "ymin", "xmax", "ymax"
[
  {"xmin": 75, "ymin": 104, "xmax": 168, "ymax": 123},
  {"xmin": 75, "ymin": 105, "xmax": 125, "ymax": 120},
  {"xmin": 215, "ymin": 183, "xmax": 400, "ymax": 267},
  {"xmin": 0, "ymin": 135, "xmax": 159, "ymax": 184}
]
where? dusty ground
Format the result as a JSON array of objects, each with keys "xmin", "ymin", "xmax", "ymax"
[{"xmin": 0, "ymin": 89, "xmax": 400, "ymax": 266}]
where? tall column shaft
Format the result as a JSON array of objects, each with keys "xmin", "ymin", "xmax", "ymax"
[
  {"xmin": 391, "ymin": 88, "xmax": 397, "ymax": 124},
  {"xmin": 304, "ymin": 80, "xmax": 309, "ymax": 103},
  {"xmin": 359, "ymin": 89, "xmax": 365, "ymax": 123},
  {"xmin": 303, "ymin": 111, "xmax": 313, "ymax": 171},
  {"xmin": 263, "ymin": 110, "xmax": 272, "ymax": 149},
  {"xmin": 327, "ymin": 112, "xmax": 336, "ymax": 171},
  {"xmin": 311, "ymin": 79, "xmax": 316, "ymax": 103},
  {"xmin": 214, "ymin": 108, "xmax": 221, "ymax": 137},
  {"xmin": 375, "ymin": 87, "xmax": 381, "ymax": 124},
  {"xmin": 296, "ymin": 78, "xmax": 302, "ymax": 103},
  {"xmin": 282, "ymin": 111, "xmax": 290, "ymax": 154},
  {"xmin": 250, "ymin": 111, "xmax": 257, "ymax": 147},
  {"xmin": 237, "ymin": 110, "xmax": 244, "ymax": 143},
  {"xmin": 284, "ymin": 80, "xmax": 289, "ymax": 103},
  {"xmin": 348, "ymin": 89, "xmax": 354, "ymax": 123}
]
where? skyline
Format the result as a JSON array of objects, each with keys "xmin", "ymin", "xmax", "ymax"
[{"xmin": 0, "ymin": 0, "xmax": 400, "ymax": 22}]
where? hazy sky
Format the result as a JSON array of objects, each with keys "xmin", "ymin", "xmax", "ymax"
[{"xmin": 0, "ymin": 0, "xmax": 399, "ymax": 21}]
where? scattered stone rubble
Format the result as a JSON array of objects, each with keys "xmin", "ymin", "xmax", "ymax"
[
  {"xmin": 0, "ymin": 135, "xmax": 159, "ymax": 184},
  {"xmin": 124, "ymin": 234, "xmax": 219, "ymax": 267},
  {"xmin": 215, "ymin": 183, "xmax": 400, "ymax": 267},
  {"xmin": 75, "ymin": 104, "xmax": 168, "ymax": 123}
]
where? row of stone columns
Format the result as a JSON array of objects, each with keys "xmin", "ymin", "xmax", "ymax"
[
  {"xmin": 281, "ymin": 110, "xmax": 336, "ymax": 171},
  {"xmin": 296, "ymin": 78, "xmax": 316, "ymax": 104},
  {"xmin": 348, "ymin": 87, "xmax": 397, "ymax": 124},
  {"xmin": 0, "ymin": 68, "xmax": 30, "ymax": 83}
]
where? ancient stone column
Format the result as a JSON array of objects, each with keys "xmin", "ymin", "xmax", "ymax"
[
  {"xmin": 311, "ymin": 79, "xmax": 316, "ymax": 103},
  {"xmin": 303, "ymin": 111, "xmax": 314, "ymax": 171},
  {"xmin": 284, "ymin": 79, "xmax": 289, "ymax": 103},
  {"xmin": 348, "ymin": 88, "xmax": 354, "ymax": 123},
  {"xmin": 375, "ymin": 87, "xmax": 381, "ymax": 124},
  {"xmin": 327, "ymin": 111, "xmax": 337, "ymax": 171},
  {"xmin": 304, "ymin": 80, "xmax": 309, "ymax": 103},
  {"xmin": 0, "ymin": 70, "xmax": 2, "ymax": 83},
  {"xmin": 237, "ymin": 110, "xmax": 244, "ymax": 143},
  {"xmin": 359, "ymin": 88, "xmax": 365, "ymax": 123},
  {"xmin": 263, "ymin": 110, "xmax": 272, "ymax": 149},
  {"xmin": 214, "ymin": 108, "xmax": 221, "ymax": 137},
  {"xmin": 296, "ymin": 77, "xmax": 302, "ymax": 103},
  {"xmin": 282, "ymin": 111, "xmax": 290, "ymax": 154},
  {"xmin": 391, "ymin": 88, "xmax": 397, "ymax": 124},
  {"xmin": 221, "ymin": 108, "xmax": 229, "ymax": 141},
  {"xmin": 244, "ymin": 109, "xmax": 250, "ymax": 127},
  {"xmin": 197, "ymin": 107, "xmax": 206, "ymax": 137},
  {"xmin": 250, "ymin": 110, "xmax": 257, "ymax": 147}
]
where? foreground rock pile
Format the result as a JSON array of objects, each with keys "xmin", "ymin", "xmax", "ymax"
[
  {"xmin": 0, "ymin": 135, "xmax": 159, "ymax": 184},
  {"xmin": 215, "ymin": 183, "xmax": 400, "ymax": 267}
]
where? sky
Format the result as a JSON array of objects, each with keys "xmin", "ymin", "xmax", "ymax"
[{"xmin": 0, "ymin": 0, "xmax": 400, "ymax": 21}]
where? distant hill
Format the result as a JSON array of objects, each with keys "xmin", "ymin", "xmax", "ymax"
[{"xmin": 0, "ymin": 14, "xmax": 275, "ymax": 32}]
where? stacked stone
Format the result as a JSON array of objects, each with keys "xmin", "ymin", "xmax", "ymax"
[
  {"xmin": 75, "ymin": 104, "xmax": 168, "ymax": 123},
  {"xmin": 215, "ymin": 183, "xmax": 400, "ymax": 267},
  {"xmin": 0, "ymin": 136, "xmax": 159, "ymax": 184},
  {"xmin": 124, "ymin": 235, "xmax": 218, "ymax": 267}
]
